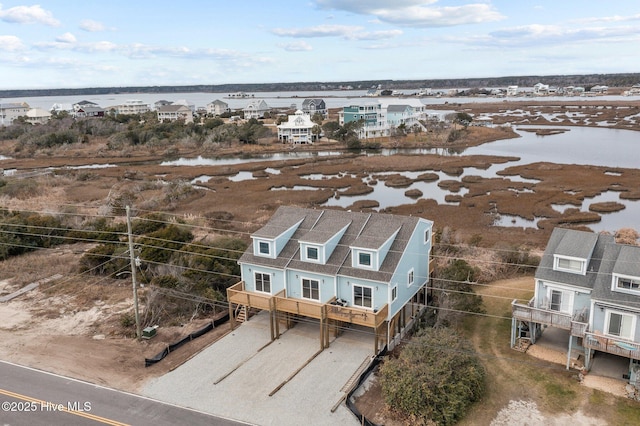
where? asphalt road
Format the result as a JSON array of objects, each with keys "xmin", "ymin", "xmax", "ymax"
[{"xmin": 0, "ymin": 360, "xmax": 248, "ymax": 426}]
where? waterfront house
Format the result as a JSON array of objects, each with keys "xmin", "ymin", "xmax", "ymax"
[
  {"xmin": 340, "ymin": 99, "xmax": 427, "ymax": 139},
  {"xmin": 207, "ymin": 100, "xmax": 230, "ymax": 116},
  {"xmin": 117, "ymin": 100, "xmax": 150, "ymax": 115},
  {"xmin": 277, "ymin": 110, "xmax": 318, "ymax": 144},
  {"xmin": 73, "ymin": 100, "xmax": 100, "ymax": 112},
  {"xmin": 301, "ymin": 99, "xmax": 327, "ymax": 118},
  {"xmin": 512, "ymin": 228, "xmax": 640, "ymax": 386},
  {"xmin": 0, "ymin": 102, "xmax": 29, "ymax": 125},
  {"xmin": 75, "ymin": 106, "xmax": 105, "ymax": 118},
  {"xmin": 228, "ymin": 206, "xmax": 434, "ymax": 352},
  {"xmin": 25, "ymin": 108, "xmax": 51, "ymax": 125},
  {"xmin": 243, "ymin": 100, "xmax": 270, "ymax": 119},
  {"xmin": 157, "ymin": 104, "xmax": 193, "ymax": 123}
]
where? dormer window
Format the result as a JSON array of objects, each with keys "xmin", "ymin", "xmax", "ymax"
[
  {"xmin": 613, "ymin": 274, "xmax": 640, "ymax": 295},
  {"xmin": 359, "ymin": 252, "xmax": 371, "ymax": 267},
  {"xmin": 259, "ymin": 241, "xmax": 270, "ymax": 256},
  {"xmin": 554, "ymin": 255, "xmax": 586, "ymax": 275},
  {"xmin": 307, "ymin": 246, "xmax": 319, "ymax": 261}
]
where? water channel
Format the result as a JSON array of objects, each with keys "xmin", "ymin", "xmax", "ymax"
[{"xmin": 166, "ymin": 125, "xmax": 640, "ymax": 233}]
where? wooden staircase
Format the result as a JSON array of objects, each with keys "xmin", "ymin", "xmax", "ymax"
[{"xmin": 235, "ymin": 305, "xmax": 248, "ymax": 324}]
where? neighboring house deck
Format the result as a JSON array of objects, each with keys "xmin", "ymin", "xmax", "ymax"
[
  {"xmin": 228, "ymin": 206, "xmax": 434, "ymax": 353},
  {"xmin": 512, "ymin": 228, "xmax": 640, "ymax": 386}
]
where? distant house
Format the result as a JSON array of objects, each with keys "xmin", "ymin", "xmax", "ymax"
[
  {"xmin": 243, "ymin": 100, "xmax": 270, "ymax": 119},
  {"xmin": 157, "ymin": 104, "xmax": 193, "ymax": 123},
  {"xmin": 228, "ymin": 206, "xmax": 434, "ymax": 352},
  {"xmin": 533, "ymin": 83, "xmax": 550, "ymax": 96},
  {"xmin": 512, "ymin": 228, "xmax": 640, "ymax": 387},
  {"xmin": 207, "ymin": 100, "xmax": 230, "ymax": 116},
  {"xmin": 339, "ymin": 99, "xmax": 427, "ymax": 139},
  {"xmin": 50, "ymin": 103, "xmax": 74, "ymax": 114},
  {"xmin": 506, "ymin": 86, "xmax": 519, "ymax": 96},
  {"xmin": 75, "ymin": 106, "xmax": 105, "ymax": 118},
  {"xmin": 301, "ymin": 99, "xmax": 327, "ymax": 118},
  {"xmin": 0, "ymin": 102, "xmax": 29, "ymax": 125},
  {"xmin": 117, "ymin": 100, "xmax": 150, "ymax": 115},
  {"xmin": 25, "ymin": 108, "xmax": 51, "ymax": 125},
  {"xmin": 73, "ymin": 100, "xmax": 99, "ymax": 112},
  {"xmin": 154, "ymin": 100, "xmax": 172, "ymax": 110},
  {"xmin": 277, "ymin": 110, "xmax": 318, "ymax": 144},
  {"xmin": 172, "ymin": 99, "xmax": 196, "ymax": 114},
  {"xmin": 386, "ymin": 104, "xmax": 425, "ymax": 131}
]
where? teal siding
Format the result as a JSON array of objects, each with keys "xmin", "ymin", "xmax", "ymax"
[
  {"xmin": 286, "ymin": 269, "xmax": 335, "ymax": 303},
  {"xmin": 240, "ymin": 263, "xmax": 285, "ymax": 294},
  {"xmin": 388, "ymin": 219, "xmax": 432, "ymax": 319}
]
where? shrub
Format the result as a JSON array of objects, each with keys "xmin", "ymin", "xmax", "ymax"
[{"xmin": 380, "ymin": 327, "xmax": 486, "ymax": 425}]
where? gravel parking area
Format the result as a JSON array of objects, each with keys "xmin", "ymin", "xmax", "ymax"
[{"xmin": 143, "ymin": 311, "xmax": 374, "ymax": 425}]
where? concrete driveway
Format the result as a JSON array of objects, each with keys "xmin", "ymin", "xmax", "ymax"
[{"xmin": 143, "ymin": 311, "xmax": 374, "ymax": 425}]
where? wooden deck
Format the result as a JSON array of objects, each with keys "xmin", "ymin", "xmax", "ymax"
[
  {"xmin": 583, "ymin": 332, "xmax": 640, "ymax": 361},
  {"xmin": 512, "ymin": 298, "xmax": 576, "ymax": 333},
  {"xmin": 227, "ymin": 281, "xmax": 389, "ymax": 352}
]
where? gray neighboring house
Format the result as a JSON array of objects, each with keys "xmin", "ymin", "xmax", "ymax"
[
  {"xmin": 207, "ymin": 100, "xmax": 230, "ymax": 116},
  {"xmin": 512, "ymin": 227, "xmax": 640, "ymax": 387},
  {"xmin": 243, "ymin": 100, "xmax": 270, "ymax": 119},
  {"xmin": 301, "ymin": 98, "xmax": 327, "ymax": 118}
]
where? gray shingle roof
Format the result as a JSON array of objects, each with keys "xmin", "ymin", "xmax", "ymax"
[
  {"xmin": 535, "ymin": 228, "xmax": 613, "ymax": 289},
  {"xmin": 592, "ymin": 243, "xmax": 640, "ymax": 307},
  {"xmin": 238, "ymin": 206, "xmax": 420, "ymax": 283}
]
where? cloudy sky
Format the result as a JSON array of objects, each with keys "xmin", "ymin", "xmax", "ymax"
[{"xmin": 1, "ymin": 1, "xmax": 639, "ymax": 89}]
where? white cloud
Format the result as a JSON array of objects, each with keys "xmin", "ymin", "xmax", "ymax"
[
  {"xmin": 272, "ymin": 24, "xmax": 401, "ymax": 41},
  {"xmin": 315, "ymin": 0, "xmax": 434, "ymax": 14},
  {"xmin": 79, "ymin": 19, "xmax": 106, "ymax": 32},
  {"xmin": 314, "ymin": 0, "xmax": 503, "ymax": 27},
  {"xmin": 0, "ymin": 35, "xmax": 24, "ymax": 50},
  {"xmin": 375, "ymin": 4, "xmax": 504, "ymax": 27},
  {"xmin": 572, "ymin": 13, "xmax": 640, "ymax": 24},
  {"xmin": 280, "ymin": 41, "xmax": 313, "ymax": 52},
  {"xmin": 272, "ymin": 24, "xmax": 362, "ymax": 38},
  {"xmin": 0, "ymin": 4, "xmax": 59, "ymax": 26},
  {"xmin": 56, "ymin": 32, "xmax": 77, "ymax": 43},
  {"xmin": 444, "ymin": 23, "xmax": 640, "ymax": 48}
]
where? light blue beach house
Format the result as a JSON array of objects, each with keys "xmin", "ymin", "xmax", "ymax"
[{"xmin": 228, "ymin": 206, "xmax": 434, "ymax": 352}]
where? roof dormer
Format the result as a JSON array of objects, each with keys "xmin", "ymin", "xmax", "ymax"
[
  {"xmin": 251, "ymin": 214, "xmax": 304, "ymax": 258},
  {"xmin": 351, "ymin": 227, "xmax": 400, "ymax": 271},
  {"xmin": 299, "ymin": 219, "xmax": 350, "ymax": 265},
  {"xmin": 552, "ymin": 230, "xmax": 597, "ymax": 275}
]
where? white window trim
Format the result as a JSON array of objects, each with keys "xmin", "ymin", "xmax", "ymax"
[
  {"xmin": 424, "ymin": 228, "xmax": 431, "ymax": 245},
  {"xmin": 304, "ymin": 245, "xmax": 321, "ymax": 263},
  {"xmin": 546, "ymin": 287, "xmax": 573, "ymax": 314},
  {"xmin": 256, "ymin": 239, "xmax": 272, "ymax": 257},
  {"xmin": 353, "ymin": 284, "xmax": 373, "ymax": 309},
  {"xmin": 553, "ymin": 255, "xmax": 586, "ymax": 275},
  {"xmin": 254, "ymin": 271, "xmax": 272, "ymax": 294},
  {"xmin": 604, "ymin": 309, "xmax": 636, "ymax": 340},
  {"xmin": 391, "ymin": 285, "xmax": 397, "ymax": 302},
  {"xmin": 301, "ymin": 277, "xmax": 320, "ymax": 301},
  {"xmin": 407, "ymin": 268, "xmax": 414, "ymax": 288},
  {"xmin": 358, "ymin": 251, "xmax": 373, "ymax": 268},
  {"xmin": 612, "ymin": 273, "xmax": 640, "ymax": 296}
]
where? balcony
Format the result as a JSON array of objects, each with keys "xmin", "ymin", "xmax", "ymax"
[
  {"xmin": 583, "ymin": 332, "xmax": 640, "ymax": 361},
  {"xmin": 511, "ymin": 298, "xmax": 587, "ymax": 336}
]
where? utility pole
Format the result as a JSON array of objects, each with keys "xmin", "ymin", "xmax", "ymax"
[{"xmin": 126, "ymin": 205, "xmax": 142, "ymax": 340}]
